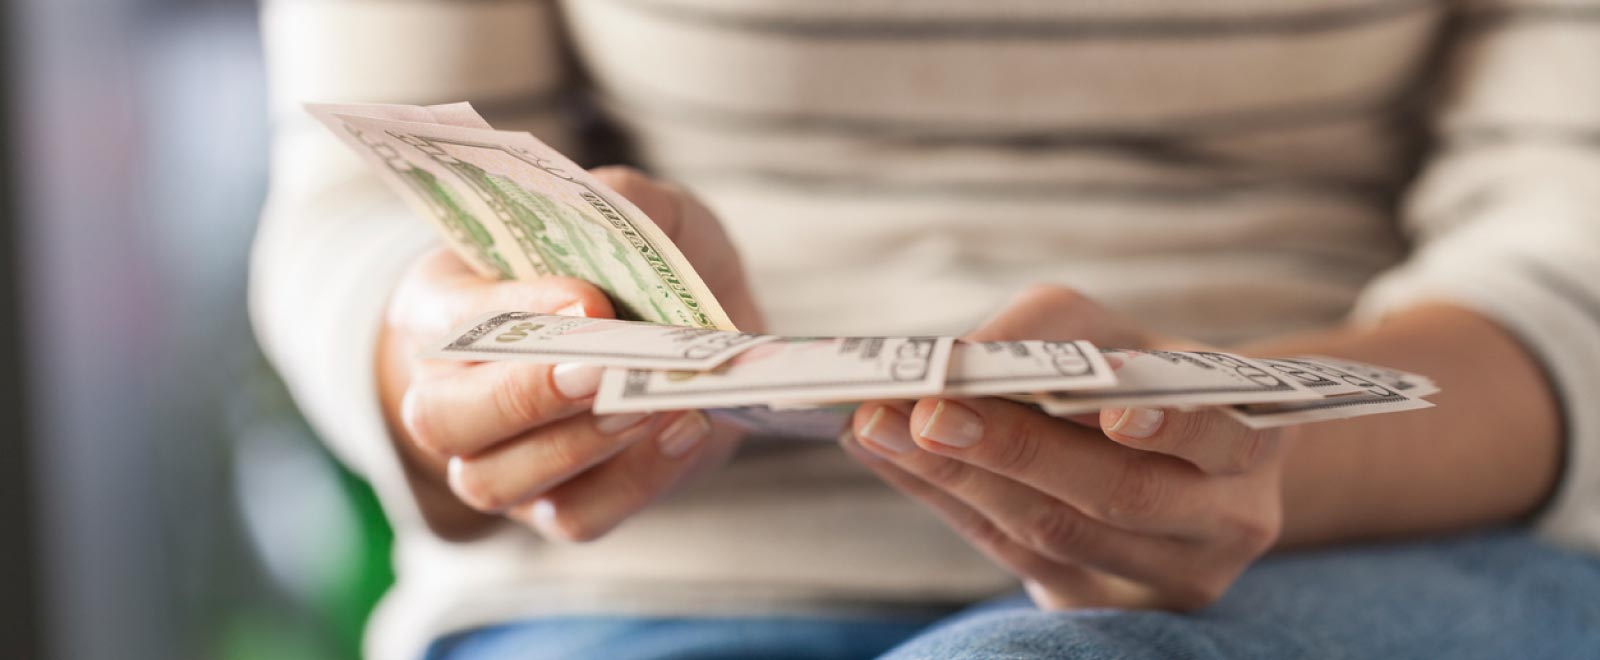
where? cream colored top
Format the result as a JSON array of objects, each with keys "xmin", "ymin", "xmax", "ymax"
[{"xmin": 251, "ymin": 1, "xmax": 1600, "ymax": 658}]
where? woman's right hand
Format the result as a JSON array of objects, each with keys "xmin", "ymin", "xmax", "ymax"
[{"xmin": 375, "ymin": 168, "xmax": 759, "ymax": 541}]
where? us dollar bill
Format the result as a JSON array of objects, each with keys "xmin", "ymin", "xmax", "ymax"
[
  {"xmin": 763, "ymin": 339, "xmax": 1117, "ymax": 409},
  {"xmin": 592, "ymin": 336, "xmax": 956, "ymax": 414},
  {"xmin": 308, "ymin": 103, "xmax": 517, "ymax": 281},
  {"xmin": 309, "ymin": 104, "xmax": 738, "ymax": 331},
  {"xmin": 1035, "ymin": 349, "xmax": 1319, "ymax": 416},
  {"xmin": 1296, "ymin": 355, "xmax": 1439, "ymax": 398},
  {"xmin": 942, "ymin": 340, "xmax": 1115, "ymax": 397},
  {"xmin": 1222, "ymin": 357, "xmax": 1434, "ymax": 429},
  {"xmin": 1256, "ymin": 357, "xmax": 1367, "ymax": 397},
  {"xmin": 427, "ymin": 312, "xmax": 773, "ymax": 370},
  {"xmin": 308, "ymin": 101, "xmax": 493, "ymax": 131}
]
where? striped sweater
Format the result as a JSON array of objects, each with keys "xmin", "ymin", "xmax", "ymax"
[{"xmin": 252, "ymin": 1, "xmax": 1600, "ymax": 657}]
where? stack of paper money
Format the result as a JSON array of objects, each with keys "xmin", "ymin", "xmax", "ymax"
[
  {"xmin": 311, "ymin": 102, "xmax": 1439, "ymax": 437},
  {"xmin": 427, "ymin": 311, "xmax": 1437, "ymax": 431}
]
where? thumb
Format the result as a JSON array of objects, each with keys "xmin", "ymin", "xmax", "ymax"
[
  {"xmin": 477, "ymin": 276, "xmax": 617, "ymax": 322},
  {"xmin": 967, "ymin": 284, "xmax": 1147, "ymax": 347}
]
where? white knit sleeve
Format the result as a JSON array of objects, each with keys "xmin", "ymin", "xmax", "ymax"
[
  {"xmin": 1354, "ymin": 0, "xmax": 1600, "ymax": 553},
  {"xmin": 250, "ymin": 0, "xmax": 577, "ymax": 526}
]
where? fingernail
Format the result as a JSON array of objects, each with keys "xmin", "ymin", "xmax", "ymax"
[
  {"xmin": 531, "ymin": 499, "xmax": 556, "ymax": 527},
  {"xmin": 595, "ymin": 412, "xmax": 651, "ymax": 434},
  {"xmin": 858, "ymin": 406, "xmax": 915, "ymax": 455},
  {"xmin": 1108, "ymin": 408, "xmax": 1164, "ymax": 439},
  {"xmin": 554, "ymin": 302, "xmax": 587, "ymax": 317},
  {"xmin": 657, "ymin": 412, "xmax": 711, "ymax": 458},
  {"xmin": 529, "ymin": 499, "xmax": 571, "ymax": 541},
  {"xmin": 551, "ymin": 363, "xmax": 603, "ymax": 400},
  {"xmin": 446, "ymin": 456, "xmax": 466, "ymax": 486},
  {"xmin": 838, "ymin": 428, "xmax": 885, "ymax": 464},
  {"xmin": 920, "ymin": 400, "xmax": 984, "ymax": 448}
]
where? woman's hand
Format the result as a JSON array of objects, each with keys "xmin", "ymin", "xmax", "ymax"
[
  {"xmin": 376, "ymin": 167, "xmax": 760, "ymax": 541},
  {"xmin": 842, "ymin": 285, "xmax": 1286, "ymax": 611}
]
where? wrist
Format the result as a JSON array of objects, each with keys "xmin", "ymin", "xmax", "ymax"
[{"xmin": 1250, "ymin": 305, "xmax": 1561, "ymax": 550}]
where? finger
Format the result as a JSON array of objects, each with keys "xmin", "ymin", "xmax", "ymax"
[
  {"xmin": 410, "ymin": 246, "xmax": 479, "ymax": 280},
  {"xmin": 587, "ymin": 167, "xmax": 765, "ymax": 331},
  {"xmin": 852, "ymin": 405, "xmax": 1191, "ymax": 579},
  {"xmin": 838, "ymin": 429, "xmax": 1122, "ymax": 607},
  {"xmin": 402, "ymin": 360, "xmax": 608, "ymax": 456},
  {"xmin": 1022, "ymin": 573, "xmax": 1165, "ymax": 612},
  {"xmin": 397, "ymin": 265, "xmax": 617, "ymax": 343},
  {"xmin": 509, "ymin": 412, "xmax": 733, "ymax": 542},
  {"xmin": 1100, "ymin": 408, "xmax": 1288, "ymax": 476},
  {"xmin": 447, "ymin": 411, "xmax": 664, "ymax": 513},
  {"xmin": 847, "ymin": 420, "xmax": 1252, "ymax": 611},
  {"xmin": 900, "ymin": 397, "xmax": 1225, "ymax": 537},
  {"xmin": 591, "ymin": 166, "xmax": 685, "ymax": 238},
  {"xmin": 449, "ymin": 276, "xmax": 616, "ymax": 336},
  {"xmin": 965, "ymin": 284, "xmax": 1147, "ymax": 347}
]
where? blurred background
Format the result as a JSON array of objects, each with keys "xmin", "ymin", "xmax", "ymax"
[{"xmin": 3, "ymin": 1, "xmax": 391, "ymax": 658}]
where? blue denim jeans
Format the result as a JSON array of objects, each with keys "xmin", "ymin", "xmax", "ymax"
[{"xmin": 425, "ymin": 531, "xmax": 1600, "ymax": 660}]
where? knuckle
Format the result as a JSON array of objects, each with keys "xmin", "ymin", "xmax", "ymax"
[
  {"xmin": 1022, "ymin": 507, "xmax": 1089, "ymax": 554},
  {"xmin": 655, "ymin": 178, "xmax": 695, "ymax": 204},
  {"xmin": 536, "ymin": 279, "xmax": 616, "ymax": 320},
  {"xmin": 1223, "ymin": 433, "xmax": 1267, "ymax": 474},
  {"xmin": 985, "ymin": 420, "xmax": 1043, "ymax": 475},
  {"xmin": 604, "ymin": 486, "xmax": 650, "ymax": 526},
  {"xmin": 1020, "ymin": 283, "xmax": 1087, "ymax": 309},
  {"xmin": 538, "ymin": 433, "xmax": 592, "ymax": 476},
  {"xmin": 1157, "ymin": 413, "xmax": 1240, "ymax": 472},
  {"xmin": 1160, "ymin": 411, "xmax": 1209, "ymax": 449},
  {"xmin": 1165, "ymin": 578, "xmax": 1228, "ymax": 612},
  {"xmin": 491, "ymin": 367, "xmax": 556, "ymax": 428},
  {"xmin": 1181, "ymin": 409, "xmax": 1217, "ymax": 439},
  {"xmin": 957, "ymin": 511, "xmax": 1011, "ymax": 549},
  {"xmin": 592, "ymin": 166, "xmax": 655, "ymax": 199},
  {"xmin": 614, "ymin": 458, "xmax": 661, "ymax": 506},
  {"xmin": 919, "ymin": 455, "xmax": 973, "ymax": 490},
  {"xmin": 1223, "ymin": 508, "xmax": 1281, "ymax": 555},
  {"xmin": 1236, "ymin": 519, "xmax": 1280, "ymax": 555},
  {"xmin": 544, "ymin": 506, "xmax": 605, "ymax": 543},
  {"xmin": 400, "ymin": 385, "xmax": 448, "ymax": 454},
  {"xmin": 592, "ymin": 166, "xmax": 683, "ymax": 235},
  {"xmin": 1104, "ymin": 459, "xmax": 1167, "ymax": 526},
  {"xmin": 450, "ymin": 464, "xmax": 507, "ymax": 512}
]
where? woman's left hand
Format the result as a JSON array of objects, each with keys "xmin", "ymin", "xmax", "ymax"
[{"xmin": 843, "ymin": 285, "xmax": 1290, "ymax": 611}]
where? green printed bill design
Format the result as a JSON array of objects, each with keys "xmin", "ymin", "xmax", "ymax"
[{"xmin": 308, "ymin": 103, "xmax": 737, "ymax": 331}]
